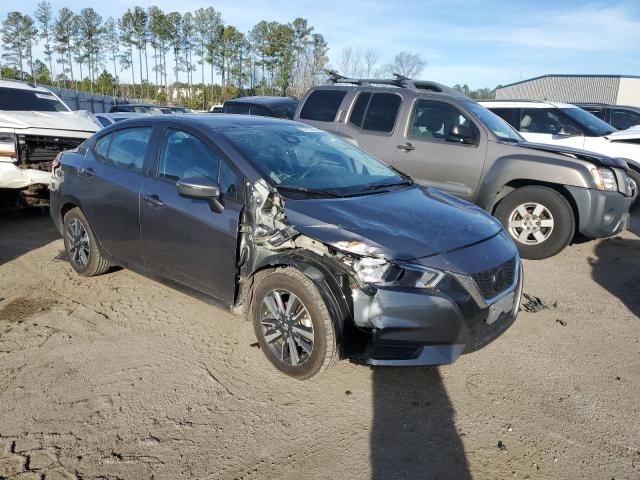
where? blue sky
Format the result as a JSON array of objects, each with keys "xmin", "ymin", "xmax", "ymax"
[{"xmin": 2, "ymin": 0, "xmax": 640, "ymax": 88}]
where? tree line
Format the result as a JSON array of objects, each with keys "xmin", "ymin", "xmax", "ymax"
[{"xmin": 0, "ymin": 3, "xmax": 331, "ymax": 108}]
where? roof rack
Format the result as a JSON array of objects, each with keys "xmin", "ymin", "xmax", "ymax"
[{"xmin": 323, "ymin": 71, "xmax": 469, "ymax": 98}]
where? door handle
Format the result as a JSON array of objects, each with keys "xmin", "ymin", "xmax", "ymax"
[
  {"xmin": 397, "ymin": 142, "xmax": 415, "ymax": 152},
  {"xmin": 142, "ymin": 194, "xmax": 164, "ymax": 207},
  {"xmin": 79, "ymin": 167, "xmax": 95, "ymax": 177}
]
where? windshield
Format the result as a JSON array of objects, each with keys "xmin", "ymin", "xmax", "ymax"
[
  {"xmin": 270, "ymin": 102, "xmax": 297, "ymax": 119},
  {"xmin": 0, "ymin": 87, "xmax": 69, "ymax": 112},
  {"xmin": 560, "ymin": 108, "xmax": 617, "ymax": 136},
  {"xmin": 222, "ymin": 124, "xmax": 407, "ymax": 196},
  {"xmin": 464, "ymin": 101, "xmax": 524, "ymax": 143}
]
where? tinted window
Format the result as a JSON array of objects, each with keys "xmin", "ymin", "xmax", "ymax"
[
  {"xmin": 224, "ymin": 103, "xmax": 250, "ymax": 114},
  {"xmin": 158, "ymin": 129, "xmax": 237, "ymax": 198},
  {"xmin": 106, "ymin": 127, "xmax": 152, "ymax": 173},
  {"xmin": 518, "ymin": 108, "xmax": 581, "ymax": 135},
  {"xmin": 270, "ymin": 102, "xmax": 297, "ymax": 119},
  {"xmin": 560, "ymin": 107, "xmax": 616, "ymax": 136},
  {"xmin": 349, "ymin": 92, "xmax": 371, "ymax": 128},
  {"xmin": 490, "ymin": 108, "xmax": 514, "ymax": 124},
  {"xmin": 94, "ymin": 134, "xmax": 111, "ymax": 161},
  {"xmin": 611, "ymin": 109, "xmax": 640, "ymax": 130},
  {"xmin": 410, "ymin": 100, "xmax": 476, "ymax": 144},
  {"xmin": 362, "ymin": 93, "xmax": 401, "ymax": 133},
  {"xmin": 249, "ymin": 104, "xmax": 273, "ymax": 117},
  {"xmin": 299, "ymin": 90, "xmax": 346, "ymax": 122},
  {"xmin": 96, "ymin": 116, "xmax": 112, "ymax": 127},
  {"xmin": 582, "ymin": 107, "xmax": 604, "ymax": 120},
  {"xmin": 0, "ymin": 87, "xmax": 69, "ymax": 112}
]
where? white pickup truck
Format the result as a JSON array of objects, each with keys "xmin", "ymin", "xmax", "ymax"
[{"xmin": 0, "ymin": 80, "xmax": 100, "ymax": 208}]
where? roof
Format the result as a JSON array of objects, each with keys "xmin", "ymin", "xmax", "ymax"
[
  {"xmin": 108, "ymin": 113, "xmax": 297, "ymax": 131},
  {"xmin": 497, "ymin": 74, "xmax": 640, "ymax": 89},
  {"xmin": 0, "ymin": 79, "xmax": 53, "ymax": 93},
  {"xmin": 225, "ymin": 96, "xmax": 298, "ymax": 105},
  {"xmin": 480, "ymin": 100, "xmax": 576, "ymax": 109}
]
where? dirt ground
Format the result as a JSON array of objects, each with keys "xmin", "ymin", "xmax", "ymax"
[{"xmin": 0, "ymin": 210, "xmax": 639, "ymax": 480}]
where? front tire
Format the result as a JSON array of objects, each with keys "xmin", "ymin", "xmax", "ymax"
[
  {"xmin": 63, "ymin": 207, "xmax": 111, "ymax": 276},
  {"xmin": 250, "ymin": 268, "xmax": 338, "ymax": 380},
  {"xmin": 495, "ymin": 186, "xmax": 575, "ymax": 260}
]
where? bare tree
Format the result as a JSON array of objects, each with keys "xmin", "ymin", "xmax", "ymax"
[
  {"xmin": 364, "ymin": 48, "xmax": 378, "ymax": 77},
  {"xmin": 391, "ymin": 51, "xmax": 426, "ymax": 78}
]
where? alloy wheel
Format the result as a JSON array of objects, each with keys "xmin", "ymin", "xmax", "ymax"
[
  {"xmin": 259, "ymin": 289, "xmax": 314, "ymax": 366},
  {"xmin": 66, "ymin": 218, "xmax": 90, "ymax": 268},
  {"xmin": 508, "ymin": 203, "xmax": 554, "ymax": 245}
]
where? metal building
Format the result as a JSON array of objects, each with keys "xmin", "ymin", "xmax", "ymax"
[{"xmin": 495, "ymin": 75, "xmax": 640, "ymax": 107}]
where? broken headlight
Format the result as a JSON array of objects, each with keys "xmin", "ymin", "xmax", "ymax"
[
  {"xmin": 591, "ymin": 168, "xmax": 617, "ymax": 191},
  {"xmin": 0, "ymin": 133, "xmax": 17, "ymax": 158},
  {"xmin": 353, "ymin": 257, "xmax": 444, "ymax": 289}
]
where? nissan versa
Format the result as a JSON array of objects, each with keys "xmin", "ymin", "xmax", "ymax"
[{"xmin": 50, "ymin": 115, "xmax": 523, "ymax": 379}]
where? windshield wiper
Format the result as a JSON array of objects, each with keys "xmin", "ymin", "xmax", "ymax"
[
  {"xmin": 354, "ymin": 179, "xmax": 414, "ymax": 193},
  {"xmin": 275, "ymin": 185, "xmax": 342, "ymax": 198}
]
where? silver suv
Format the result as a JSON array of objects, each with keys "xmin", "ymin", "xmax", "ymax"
[{"xmin": 295, "ymin": 74, "xmax": 635, "ymax": 259}]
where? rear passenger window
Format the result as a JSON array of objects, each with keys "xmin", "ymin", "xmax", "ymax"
[
  {"xmin": 490, "ymin": 108, "xmax": 514, "ymax": 124},
  {"xmin": 361, "ymin": 93, "xmax": 401, "ymax": 133},
  {"xmin": 225, "ymin": 103, "xmax": 250, "ymax": 114},
  {"xmin": 93, "ymin": 134, "xmax": 111, "ymax": 162},
  {"xmin": 250, "ymin": 105, "xmax": 272, "ymax": 117},
  {"xmin": 106, "ymin": 127, "xmax": 152, "ymax": 173},
  {"xmin": 349, "ymin": 93, "xmax": 371, "ymax": 128},
  {"xmin": 300, "ymin": 90, "xmax": 347, "ymax": 122}
]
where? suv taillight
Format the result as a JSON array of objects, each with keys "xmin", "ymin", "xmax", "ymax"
[{"xmin": 51, "ymin": 154, "xmax": 61, "ymax": 173}]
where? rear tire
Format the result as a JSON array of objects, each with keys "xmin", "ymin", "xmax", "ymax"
[
  {"xmin": 250, "ymin": 268, "xmax": 338, "ymax": 380},
  {"xmin": 627, "ymin": 168, "xmax": 640, "ymax": 212},
  {"xmin": 63, "ymin": 207, "xmax": 111, "ymax": 276},
  {"xmin": 495, "ymin": 186, "xmax": 575, "ymax": 260}
]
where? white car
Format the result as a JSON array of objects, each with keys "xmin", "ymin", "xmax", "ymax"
[
  {"xmin": 0, "ymin": 80, "xmax": 100, "ymax": 207},
  {"xmin": 480, "ymin": 100, "xmax": 640, "ymax": 209}
]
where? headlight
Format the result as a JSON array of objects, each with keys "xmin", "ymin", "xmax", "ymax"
[
  {"xmin": 0, "ymin": 133, "xmax": 16, "ymax": 158},
  {"xmin": 353, "ymin": 257, "xmax": 444, "ymax": 289},
  {"xmin": 591, "ymin": 168, "xmax": 617, "ymax": 191}
]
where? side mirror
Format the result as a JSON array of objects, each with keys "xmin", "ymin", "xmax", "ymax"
[
  {"xmin": 556, "ymin": 126, "xmax": 580, "ymax": 137},
  {"xmin": 176, "ymin": 176, "xmax": 224, "ymax": 213},
  {"xmin": 449, "ymin": 124, "xmax": 475, "ymax": 144}
]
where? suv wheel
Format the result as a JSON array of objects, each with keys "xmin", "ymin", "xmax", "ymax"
[
  {"xmin": 495, "ymin": 186, "xmax": 575, "ymax": 260},
  {"xmin": 63, "ymin": 208, "xmax": 111, "ymax": 276},
  {"xmin": 250, "ymin": 268, "xmax": 338, "ymax": 380},
  {"xmin": 627, "ymin": 168, "xmax": 640, "ymax": 212}
]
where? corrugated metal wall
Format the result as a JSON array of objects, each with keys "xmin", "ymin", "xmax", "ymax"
[
  {"xmin": 495, "ymin": 76, "xmax": 621, "ymax": 104},
  {"xmin": 44, "ymin": 86, "xmax": 126, "ymax": 113}
]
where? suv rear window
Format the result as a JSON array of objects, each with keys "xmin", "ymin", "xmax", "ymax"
[
  {"xmin": 349, "ymin": 92, "xmax": 401, "ymax": 133},
  {"xmin": 300, "ymin": 90, "xmax": 346, "ymax": 122}
]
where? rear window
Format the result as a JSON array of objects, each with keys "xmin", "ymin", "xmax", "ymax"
[
  {"xmin": 349, "ymin": 92, "xmax": 401, "ymax": 133},
  {"xmin": 0, "ymin": 87, "xmax": 69, "ymax": 112},
  {"xmin": 299, "ymin": 90, "xmax": 346, "ymax": 122}
]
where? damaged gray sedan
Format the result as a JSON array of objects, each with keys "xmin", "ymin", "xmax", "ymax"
[{"xmin": 50, "ymin": 115, "xmax": 523, "ymax": 379}]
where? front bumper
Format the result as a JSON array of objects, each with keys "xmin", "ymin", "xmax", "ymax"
[
  {"xmin": 352, "ymin": 255, "xmax": 523, "ymax": 366},
  {"xmin": 567, "ymin": 186, "xmax": 633, "ymax": 238}
]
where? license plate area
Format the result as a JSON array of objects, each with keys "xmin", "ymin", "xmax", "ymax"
[{"xmin": 486, "ymin": 290, "xmax": 515, "ymax": 325}]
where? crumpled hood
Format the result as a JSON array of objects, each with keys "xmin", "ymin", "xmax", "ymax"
[
  {"xmin": 519, "ymin": 142, "xmax": 628, "ymax": 169},
  {"xmin": 605, "ymin": 125, "xmax": 640, "ymax": 141},
  {"xmin": 283, "ymin": 185, "xmax": 502, "ymax": 261},
  {"xmin": 0, "ymin": 110, "xmax": 100, "ymax": 134}
]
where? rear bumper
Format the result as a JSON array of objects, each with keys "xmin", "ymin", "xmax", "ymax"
[
  {"xmin": 352, "ymin": 259, "xmax": 523, "ymax": 366},
  {"xmin": 567, "ymin": 186, "xmax": 632, "ymax": 238}
]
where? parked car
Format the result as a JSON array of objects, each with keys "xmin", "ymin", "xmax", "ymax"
[
  {"xmin": 209, "ymin": 105, "xmax": 223, "ymax": 113},
  {"xmin": 221, "ymin": 96, "xmax": 298, "ymax": 119},
  {"xmin": 576, "ymin": 103, "xmax": 640, "ymax": 131},
  {"xmin": 109, "ymin": 104, "xmax": 164, "ymax": 114},
  {"xmin": 94, "ymin": 112, "xmax": 146, "ymax": 127},
  {"xmin": 160, "ymin": 106, "xmax": 193, "ymax": 114},
  {"xmin": 481, "ymin": 100, "xmax": 640, "ymax": 210},
  {"xmin": 0, "ymin": 79, "xmax": 100, "ymax": 208},
  {"xmin": 50, "ymin": 115, "xmax": 523, "ymax": 379},
  {"xmin": 295, "ymin": 76, "xmax": 635, "ymax": 259}
]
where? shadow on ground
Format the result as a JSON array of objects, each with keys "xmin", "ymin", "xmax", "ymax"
[
  {"xmin": 0, "ymin": 208, "xmax": 59, "ymax": 267},
  {"xmin": 589, "ymin": 212, "xmax": 640, "ymax": 319},
  {"xmin": 371, "ymin": 367, "xmax": 471, "ymax": 479}
]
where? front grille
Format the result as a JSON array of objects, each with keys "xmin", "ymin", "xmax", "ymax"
[
  {"xmin": 471, "ymin": 257, "xmax": 517, "ymax": 300},
  {"xmin": 17, "ymin": 135, "xmax": 84, "ymax": 171},
  {"xmin": 464, "ymin": 307, "xmax": 516, "ymax": 353}
]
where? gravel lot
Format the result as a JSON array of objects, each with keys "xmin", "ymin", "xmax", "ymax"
[{"xmin": 0, "ymin": 210, "xmax": 639, "ymax": 480}]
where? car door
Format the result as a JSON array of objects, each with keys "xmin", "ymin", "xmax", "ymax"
[
  {"xmin": 139, "ymin": 125, "xmax": 242, "ymax": 304},
  {"xmin": 339, "ymin": 91, "xmax": 403, "ymax": 163},
  {"xmin": 390, "ymin": 98, "xmax": 487, "ymax": 201},
  {"xmin": 79, "ymin": 126, "xmax": 153, "ymax": 266},
  {"xmin": 517, "ymin": 108, "xmax": 585, "ymax": 149}
]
